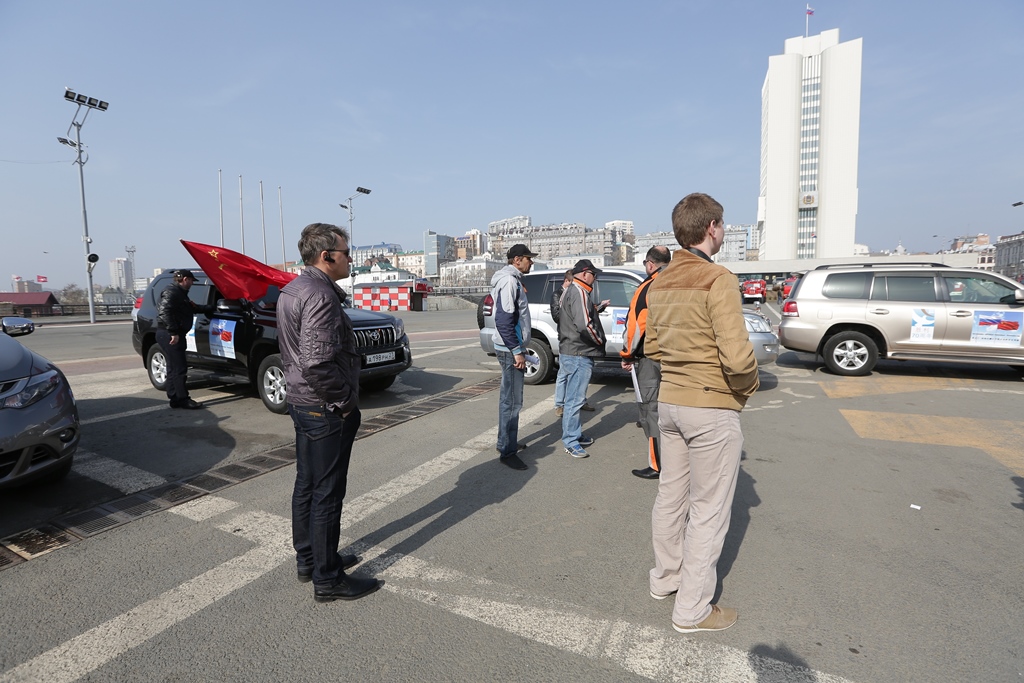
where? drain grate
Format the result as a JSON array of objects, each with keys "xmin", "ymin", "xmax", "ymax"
[
  {"xmin": 55, "ymin": 508, "xmax": 127, "ymax": 537},
  {"xmin": 265, "ymin": 447, "xmax": 295, "ymax": 460},
  {"xmin": 145, "ymin": 483, "xmax": 205, "ymax": 506},
  {"xmin": 241, "ymin": 454, "xmax": 290, "ymax": 471},
  {"xmin": 0, "ymin": 546, "xmax": 24, "ymax": 569},
  {"xmin": 183, "ymin": 473, "xmax": 233, "ymax": 492},
  {"xmin": 102, "ymin": 495, "xmax": 163, "ymax": 518},
  {"xmin": 2, "ymin": 525, "xmax": 80, "ymax": 559},
  {"xmin": 211, "ymin": 463, "xmax": 261, "ymax": 481}
]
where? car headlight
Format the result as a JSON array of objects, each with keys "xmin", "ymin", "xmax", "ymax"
[
  {"xmin": 744, "ymin": 315, "xmax": 773, "ymax": 334},
  {"xmin": 394, "ymin": 318, "xmax": 405, "ymax": 339},
  {"xmin": 2, "ymin": 369, "xmax": 61, "ymax": 409}
]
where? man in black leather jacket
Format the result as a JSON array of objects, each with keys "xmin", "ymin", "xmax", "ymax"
[
  {"xmin": 278, "ymin": 223, "xmax": 383, "ymax": 603},
  {"xmin": 156, "ymin": 269, "xmax": 210, "ymax": 409}
]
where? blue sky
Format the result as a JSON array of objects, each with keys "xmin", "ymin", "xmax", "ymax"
[{"xmin": 2, "ymin": 0, "xmax": 1022, "ymax": 290}]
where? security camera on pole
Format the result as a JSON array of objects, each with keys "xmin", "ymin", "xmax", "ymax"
[{"xmin": 58, "ymin": 88, "xmax": 108, "ymax": 324}]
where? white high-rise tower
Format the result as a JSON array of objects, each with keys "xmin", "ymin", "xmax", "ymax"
[{"xmin": 758, "ymin": 28, "xmax": 862, "ymax": 260}]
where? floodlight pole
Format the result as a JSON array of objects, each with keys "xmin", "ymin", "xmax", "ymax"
[
  {"xmin": 60, "ymin": 90, "xmax": 107, "ymax": 323},
  {"xmin": 339, "ymin": 186, "xmax": 371, "ymax": 254}
]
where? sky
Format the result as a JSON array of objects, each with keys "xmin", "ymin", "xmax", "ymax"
[{"xmin": 2, "ymin": 0, "xmax": 1023, "ymax": 291}]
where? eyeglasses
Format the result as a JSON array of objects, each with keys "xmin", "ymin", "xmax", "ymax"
[{"xmin": 325, "ymin": 249, "xmax": 350, "ymax": 257}]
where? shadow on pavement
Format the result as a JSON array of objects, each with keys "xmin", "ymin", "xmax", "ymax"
[
  {"xmin": 714, "ymin": 451, "xmax": 760, "ymax": 605},
  {"xmin": 748, "ymin": 643, "xmax": 819, "ymax": 682},
  {"xmin": 1012, "ymin": 476, "xmax": 1024, "ymax": 512}
]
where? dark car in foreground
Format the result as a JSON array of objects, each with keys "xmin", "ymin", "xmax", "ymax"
[
  {"xmin": 0, "ymin": 317, "xmax": 80, "ymax": 489},
  {"xmin": 131, "ymin": 270, "xmax": 412, "ymax": 413}
]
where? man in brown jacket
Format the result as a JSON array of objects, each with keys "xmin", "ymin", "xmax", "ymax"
[{"xmin": 645, "ymin": 193, "xmax": 758, "ymax": 633}]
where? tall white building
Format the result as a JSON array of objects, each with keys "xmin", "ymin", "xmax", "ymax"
[
  {"xmin": 758, "ymin": 28, "xmax": 862, "ymax": 260},
  {"xmin": 109, "ymin": 257, "xmax": 135, "ymax": 293}
]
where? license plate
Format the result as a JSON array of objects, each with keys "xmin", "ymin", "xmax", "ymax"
[{"xmin": 365, "ymin": 351, "xmax": 395, "ymax": 364}]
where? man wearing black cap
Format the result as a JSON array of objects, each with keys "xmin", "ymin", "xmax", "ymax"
[
  {"xmin": 557, "ymin": 259, "xmax": 607, "ymax": 458},
  {"xmin": 489, "ymin": 243, "xmax": 537, "ymax": 470},
  {"xmin": 156, "ymin": 269, "xmax": 211, "ymax": 409}
]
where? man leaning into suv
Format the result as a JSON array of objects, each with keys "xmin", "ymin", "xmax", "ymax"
[
  {"xmin": 490, "ymin": 243, "xmax": 537, "ymax": 471},
  {"xmin": 645, "ymin": 193, "xmax": 758, "ymax": 633},
  {"xmin": 278, "ymin": 223, "xmax": 383, "ymax": 603},
  {"xmin": 156, "ymin": 269, "xmax": 212, "ymax": 409}
]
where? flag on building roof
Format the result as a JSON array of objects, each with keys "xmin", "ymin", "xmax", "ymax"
[
  {"xmin": 36, "ymin": 275, "xmax": 48, "ymax": 283},
  {"xmin": 806, "ymin": 5, "xmax": 814, "ymax": 15},
  {"xmin": 12, "ymin": 275, "xmax": 21, "ymax": 281},
  {"xmin": 180, "ymin": 240, "xmax": 297, "ymax": 301}
]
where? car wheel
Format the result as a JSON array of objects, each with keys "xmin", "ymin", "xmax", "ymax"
[
  {"xmin": 476, "ymin": 299, "xmax": 486, "ymax": 330},
  {"xmin": 146, "ymin": 344, "xmax": 168, "ymax": 391},
  {"xmin": 257, "ymin": 354, "xmax": 288, "ymax": 414},
  {"xmin": 362, "ymin": 375, "xmax": 396, "ymax": 392},
  {"xmin": 823, "ymin": 332, "xmax": 878, "ymax": 376},
  {"xmin": 524, "ymin": 339, "xmax": 554, "ymax": 385}
]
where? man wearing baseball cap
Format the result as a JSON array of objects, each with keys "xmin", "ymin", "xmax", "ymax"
[
  {"xmin": 557, "ymin": 259, "xmax": 607, "ymax": 458},
  {"xmin": 489, "ymin": 243, "xmax": 538, "ymax": 470}
]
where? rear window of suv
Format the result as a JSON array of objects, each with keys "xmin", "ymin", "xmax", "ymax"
[
  {"xmin": 871, "ymin": 276, "xmax": 937, "ymax": 302},
  {"xmin": 822, "ymin": 273, "xmax": 872, "ymax": 299}
]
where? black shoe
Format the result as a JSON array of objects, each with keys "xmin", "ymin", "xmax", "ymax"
[
  {"xmin": 168, "ymin": 400, "xmax": 181, "ymax": 409},
  {"xmin": 297, "ymin": 553, "xmax": 361, "ymax": 583},
  {"xmin": 313, "ymin": 574, "xmax": 384, "ymax": 602},
  {"xmin": 632, "ymin": 467, "xmax": 660, "ymax": 480},
  {"xmin": 177, "ymin": 398, "xmax": 204, "ymax": 409},
  {"xmin": 495, "ymin": 443, "xmax": 526, "ymax": 454},
  {"xmin": 499, "ymin": 454, "xmax": 528, "ymax": 470}
]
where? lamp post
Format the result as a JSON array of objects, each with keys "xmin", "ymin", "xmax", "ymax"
[
  {"xmin": 338, "ymin": 186, "xmax": 371, "ymax": 258},
  {"xmin": 58, "ymin": 88, "xmax": 108, "ymax": 324}
]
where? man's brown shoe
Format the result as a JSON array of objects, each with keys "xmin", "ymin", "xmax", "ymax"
[
  {"xmin": 555, "ymin": 406, "xmax": 563, "ymax": 417},
  {"xmin": 672, "ymin": 605, "xmax": 738, "ymax": 633}
]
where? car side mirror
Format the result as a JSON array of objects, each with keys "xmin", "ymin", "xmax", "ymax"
[
  {"xmin": 1016, "ymin": 290, "xmax": 1024, "ymax": 304},
  {"xmin": 1, "ymin": 317, "xmax": 34, "ymax": 336},
  {"xmin": 216, "ymin": 299, "xmax": 244, "ymax": 314}
]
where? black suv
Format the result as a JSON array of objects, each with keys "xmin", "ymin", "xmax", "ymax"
[{"xmin": 132, "ymin": 270, "xmax": 412, "ymax": 413}]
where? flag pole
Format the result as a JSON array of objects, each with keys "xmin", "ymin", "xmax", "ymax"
[
  {"xmin": 805, "ymin": 4, "xmax": 813, "ymax": 37},
  {"xmin": 238, "ymin": 175, "xmax": 245, "ymax": 255},
  {"xmin": 278, "ymin": 186, "xmax": 286, "ymax": 270},
  {"xmin": 259, "ymin": 180, "xmax": 267, "ymax": 263}
]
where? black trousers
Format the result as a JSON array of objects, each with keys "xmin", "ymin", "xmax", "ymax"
[{"xmin": 156, "ymin": 329, "xmax": 189, "ymax": 404}]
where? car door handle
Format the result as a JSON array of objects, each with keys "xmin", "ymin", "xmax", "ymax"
[
  {"xmin": 950, "ymin": 311, "xmax": 972, "ymax": 317},
  {"xmin": 869, "ymin": 309, "xmax": 890, "ymax": 315}
]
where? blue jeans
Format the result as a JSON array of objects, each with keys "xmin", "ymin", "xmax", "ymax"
[
  {"xmin": 553, "ymin": 360, "xmax": 567, "ymax": 408},
  {"xmin": 290, "ymin": 403, "xmax": 361, "ymax": 588},
  {"xmin": 559, "ymin": 354, "xmax": 594, "ymax": 448},
  {"xmin": 496, "ymin": 351, "xmax": 524, "ymax": 458}
]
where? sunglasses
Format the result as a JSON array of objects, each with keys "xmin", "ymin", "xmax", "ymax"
[{"xmin": 325, "ymin": 249, "xmax": 351, "ymax": 257}]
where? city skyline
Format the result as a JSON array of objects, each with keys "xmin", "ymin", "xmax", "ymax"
[{"xmin": 1, "ymin": 1, "xmax": 1021, "ymax": 289}]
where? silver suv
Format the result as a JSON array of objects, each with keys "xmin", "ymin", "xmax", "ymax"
[
  {"xmin": 779, "ymin": 263, "xmax": 1024, "ymax": 375},
  {"xmin": 479, "ymin": 267, "xmax": 779, "ymax": 384}
]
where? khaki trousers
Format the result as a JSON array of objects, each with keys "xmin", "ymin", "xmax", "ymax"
[{"xmin": 650, "ymin": 403, "xmax": 743, "ymax": 625}]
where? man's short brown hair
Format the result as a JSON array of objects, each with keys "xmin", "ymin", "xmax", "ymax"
[{"xmin": 671, "ymin": 193, "xmax": 723, "ymax": 248}]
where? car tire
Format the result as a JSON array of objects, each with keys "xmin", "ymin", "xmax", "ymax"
[
  {"xmin": 146, "ymin": 344, "xmax": 168, "ymax": 391},
  {"xmin": 476, "ymin": 299, "xmax": 486, "ymax": 330},
  {"xmin": 524, "ymin": 339, "xmax": 554, "ymax": 385},
  {"xmin": 257, "ymin": 354, "xmax": 289, "ymax": 414},
  {"xmin": 362, "ymin": 375, "xmax": 396, "ymax": 393},
  {"xmin": 823, "ymin": 331, "xmax": 878, "ymax": 376}
]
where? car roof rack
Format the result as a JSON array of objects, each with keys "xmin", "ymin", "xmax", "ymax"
[{"xmin": 813, "ymin": 262, "xmax": 950, "ymax": 270}]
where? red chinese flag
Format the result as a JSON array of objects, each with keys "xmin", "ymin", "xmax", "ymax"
[{"xmin": 180, "ymin": 240, "xmax": 297, "ymax": 300}]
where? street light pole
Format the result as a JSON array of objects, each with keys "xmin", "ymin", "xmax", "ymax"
[
  {"xmin": 58, "ymin": 88, "xmax": 108, "ymax": 324},
  {"xmin": 338, "ymin": 186, "xmax": 371, "ymax": 257}
]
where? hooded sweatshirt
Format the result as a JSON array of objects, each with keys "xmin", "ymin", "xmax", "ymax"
[{"xmin": 490, "ymin": 265, "xmax": 531, "ymax": 354}]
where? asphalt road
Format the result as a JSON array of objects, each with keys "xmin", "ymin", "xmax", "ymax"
[{"xmin": 1, "ymin": 307, "xmax": 1022, "ymax": 682}]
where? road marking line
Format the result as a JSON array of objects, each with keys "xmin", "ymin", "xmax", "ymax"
[
  {"xmin": 0, "ymin": 512, "xmax": 291, "ymax": 683},
  {"xmin": 841, "ymin": 409, "xmax": 1024, "ymax": 476},
  {"xmin": 168, "ymin": 496, "xmax": 239, "ymax": 521},
  {"xmin": 412, "ymin": 342, "xmax": 479, "ymax": 360},
  {"xmin": 0, "ymin": 400, "xmax": 552, "ymax": 683},
  {"xmin": 74, "ymin": 450, "xmax": 167, "ymax": 494},
  {"xmin": 53, "ymin": 354, "xmax": 139, "ymax": 366}
]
